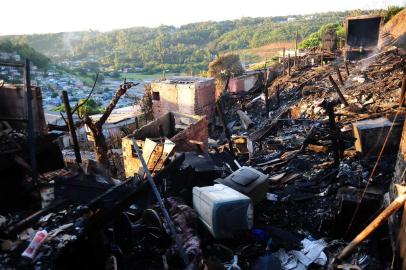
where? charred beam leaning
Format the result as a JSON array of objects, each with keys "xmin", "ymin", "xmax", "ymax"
[
  {"xmin": 328, "ymin": 75, "xmax": 348, "ymax": 107},
  {"xmin": 336, "ymin": 67, "xmax": 344, "ymax": 86},
  {"xmin": 62, "ymin": 90, "xmax": 82, "ymax": 163},
  {"xmin": 345, "ymin": 61, "xmax": 350, "ymax": 76}
]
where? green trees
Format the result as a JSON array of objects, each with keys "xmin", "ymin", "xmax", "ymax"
[
  {"xmin": 0, "ymin": 9, "xmax": 384, "ymax": 74},
  {"xmin": 383, "ymin": 6, "xmax": 404, "ymax": 22},
  {"xmin": 299, "ymin": 23, "xmax": 345, "ymax": 49},
  {"xmin": 77, "ymin": 99, "xmax": 103, "ymax": 117},
  {"xmin": 0, "ymin": 40, "xmax": 51, "ymax": 68}
]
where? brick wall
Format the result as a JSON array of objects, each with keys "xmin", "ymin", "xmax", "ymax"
[
  {"xmin": 177, "ymin": 84, "xmax": 196, "ymax": 115},
  {"xmin": 151, "ymin": 79, "xmax": 216, "ymax": 120},
  {"xmin": 151, "ymin": 82, "xmax": 179, "ymax": 118},
  {"xmin": 195, "ymin": 79, "xmax": 215, "ymax": 119},
  {"xmin": 171, "ymin": 115, "xmax": 209, "ymax": 152}
]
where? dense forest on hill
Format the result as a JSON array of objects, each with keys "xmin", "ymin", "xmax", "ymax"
[
  {"xmin": 0, "ymin": 40, "xmax": 51, "ymax": 68},
  {"xmin": 0, "ymin": 8, "xmax": 393, "ymax": 74}
]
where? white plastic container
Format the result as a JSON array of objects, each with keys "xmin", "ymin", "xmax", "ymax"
[{"xmin": 193, "ymin": 184, "xmax": 253, "ymax": 239}]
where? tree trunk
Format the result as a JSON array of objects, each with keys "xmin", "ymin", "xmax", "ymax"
[
  {"xmin": 83, "ymin": 82, "xmax": 138, "ymax": 170},
  {"xmin": 93, "ymin": 128, "xmax": 109, "ymax": 168}
]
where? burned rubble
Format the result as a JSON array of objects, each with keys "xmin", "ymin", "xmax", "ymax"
[{"xmin": 1, "ymin": 12, "xmax": 406, "ymax": 270}]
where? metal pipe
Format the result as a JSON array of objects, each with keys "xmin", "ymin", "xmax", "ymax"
[
  {"xmin": 132, "ymin": 142, "xmax": 189, "ymax": 266},
  {"xmin": 24, "ymin": 59, "xmax": 37, "ymax": 183}
]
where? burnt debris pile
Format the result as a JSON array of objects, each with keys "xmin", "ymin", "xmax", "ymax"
[{"xmin": 1, "ymin": 12, "xmax": 406, "ymax": 270}]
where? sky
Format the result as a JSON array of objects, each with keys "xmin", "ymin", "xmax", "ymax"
[{"xmin": 1, "ymin": 0, "xmax": 405, "ymax": 36}]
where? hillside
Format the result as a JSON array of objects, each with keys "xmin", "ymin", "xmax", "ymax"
[
  {"xmin": 0, "ymin": 10, "xmax": 380, "ymax": 74},
  {"xmin": 0, "ymin": 40, "xmax": 51, "ymax": 68}
]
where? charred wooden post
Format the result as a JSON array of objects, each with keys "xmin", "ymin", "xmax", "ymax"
[
  {"xmin": 62, "ymin": 91, "xmax": 82, "ymax": 163},
  {"xmin": 24, "ymin": 59, "xmax": 37, "ymax": 182},
  {"xmin": 326, "ymin": 103, "xmax": 340, "ymax": 166},
  {"xmin": 216, "ymin": 98, "xmax": 234, "ymax": 156},
  {"xmin": 336, "ymin": 67, "xmax": 344, "ymax": 86},
  {"xmin": 295, "ymin": 30, "xmax": 298, "ymax": 66},
  {"xmin": 321, "ymin": 50, "xmax": 324, "ymax": 66},
  {"xmin": 399, "ymin": 77, "xmax": 406, "ymax": 107},
  {"xmin": 264, "ymin": 87, "xmax": 269, "ymax": 115},
  {"xmin": 264, "ymin": 70, "xmax": 269, "ymax": 115},
  {"xmin": 345, "ymin": 61, "xmax": 350, "ymax": 76},
  {"xmin": 134, "ymin": 116, "xmax": 139, "ymax": 129},
  {"xmin": 288, "ymin": 54, "xmax": 291, "ymax": 76},
  {"xmin": 328, "ymin": 75, "xmax": 349, "ymax": 107},
  {"xmin": 282, "ymin": 48, "xmax": 286, "ymax": 75},
  {"xmin": 276, "ymin": 85, "xmax": 280, "ymax": 107}
]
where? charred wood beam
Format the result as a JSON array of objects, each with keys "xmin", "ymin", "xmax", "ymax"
[
  {"xmin": 47, "ymin": 121, "xmax": 83, "ymax": 132},
  {"xmin": 216, "ymin": 98, "xmax": 234, "ymax": 157},
  {"xmin": 0, "ymin": 62, "xmax": 25, "ymax": 68},
  {"xmin": 326, "ymin": 103, "xmax": 341, "ymax": 166},
  {"xmin": 399, "ymin": 76, "xmax": 406, "ymax": 107},
  {"xmin": 264, "ymin": 71, "xmax": 269, "ymax": 115},
  {"xmin": 336, "ymin": 67, "xmax": 344, "ymax": 86},
  {"xmin": 62, "ymin": 90, "xmax": 82, "ymax": 164},
  {"xmin": 321, "ymin": 51, "xmax": 324, "ymax": 66},
  {"xmin": 276, "ymin": 86, "xmax": 280, "ymax": 107},
  {"xmin": 328, "ymin": 75, "xmax": 348, "ymax": 107},
  {"xmin": 47, "ymin": 124, "xmax": 69, "ymax": 132},
  {"xmin": 3, "ymin": 200, "xmax": 66, "ymax": 236},
  {"xmin": 345, "ymin": 61, "xmax": 350, "ymax": 76}
]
